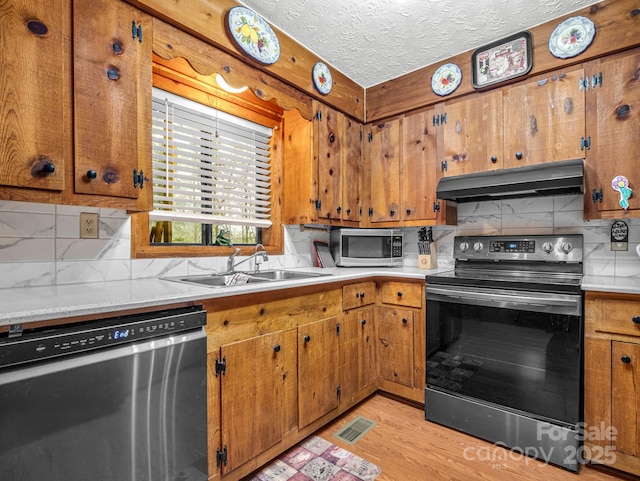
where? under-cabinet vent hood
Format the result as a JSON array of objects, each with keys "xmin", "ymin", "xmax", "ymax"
[{"xmin": 436, "ymin": 159, "xmax": 584, "ymax": 203}]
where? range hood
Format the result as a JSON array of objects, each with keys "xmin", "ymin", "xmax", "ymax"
[{"xmin": 436, "ymin": 158, "xmax": 584, "ymax": 203}]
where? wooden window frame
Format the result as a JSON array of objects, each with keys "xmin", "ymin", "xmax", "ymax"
[{"xmin": 131, "ymin": 55, "xmax": 285, "ymax": 258}]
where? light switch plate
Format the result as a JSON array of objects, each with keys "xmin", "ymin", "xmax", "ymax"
[{"xmin": 79, "ymin": 212, "xmax": 99, "ymax": 239}]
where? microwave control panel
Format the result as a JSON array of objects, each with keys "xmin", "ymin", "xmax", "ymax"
[{"xmin": 392, "ymin": 235, "xmax": 403, "ymax": 257}]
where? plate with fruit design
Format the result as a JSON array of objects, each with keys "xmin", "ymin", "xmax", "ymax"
[
  {"xmin": 312, "ymin": 62, "xmax": 333, "ymax": 95},
  {"xmin": 226, "ymin": 6, "xmax": 280, "ymax": 65},
  {"xmin": 548, "ymin": 16, "xmax": 596, "ymax": 59},
  {"xmin": 431, "ymin": 63, "xmax": 462, "ymax": 96}
]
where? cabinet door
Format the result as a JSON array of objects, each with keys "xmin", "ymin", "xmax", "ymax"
[
  {"xmin": 612, "ymin": 341, "xmax": 640, "ymax": 458},
  {"xmin": 298, "ymin": 317, "xmax": 340, "ymax": 428},
  {"xmin": 340, "ymin": 307, "xmax": 376, "ymax": 406},
  {"xmin": 377, "ymin": 307, "xmax": 414, "ymax": 387},
  {"xmin": 342, "ymin": 116, "xmax": 362, "ymax": 222},
  {"xmin": 73, "ymin": 0, "xmax": 152, "ymax": 203},
  {"xmin": 365, "ymin": 119, "xmax": 401, "ymax": 223},
  {"xmin": 504, "ymin": 66, "xmax": 585, "ymax": 168},
  {"xmin": 402, "ymin": 108, "xmax": 437, "ymax": 222},
  {"xmin": 584, "ymin": 49, "xmax": 640, "ymax": 217},
  {"xmin": 317, "ymin": 104, "xmax": 344, "ymax": 221},
  {"xmin": 220, "ymin": 331, "xmax": 290, "ymax": 473},
  {"xmin": 1, "ymin": 0, "xmax": 65, "ymax": 190},
  {"xmin": 438, "ymin": 90, "xmax": 503, "ymax": 176}
]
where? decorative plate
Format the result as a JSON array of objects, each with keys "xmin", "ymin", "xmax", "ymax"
[
  {"xmin": 548, "ymin": 16, "xmax": 596, "ymax": 59},
  {"xmin": 431, "ymin": 63, "xmax": 462, "ymax": 96},
  {"xmin": 226, "ymin": 6, "xmax": 280, "ymax": 65},
  {"xmin": 312, "ymin": 62, "xmax": 333, "ymax": 95}
]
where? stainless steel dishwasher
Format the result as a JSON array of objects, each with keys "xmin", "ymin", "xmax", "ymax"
[{"xmin": 0, "ymin": 305, "xmax": 208, "ymax": 481}]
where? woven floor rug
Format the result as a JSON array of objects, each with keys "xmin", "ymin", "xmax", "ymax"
[{"xmin": 248, "ymin": 435, "xmax": 381, "ymax": 481}]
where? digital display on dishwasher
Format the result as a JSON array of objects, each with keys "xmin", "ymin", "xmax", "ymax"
[
  {"xmin": 111, "ymin": 329, "xmax": 131, "ymax": 340},
  {"xmin": 490, "ymin": 240, "xmax": 535, "ymax": 253}
]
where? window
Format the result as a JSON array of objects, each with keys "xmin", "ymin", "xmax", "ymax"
[{"xmin": 150, "ymin": 87, "xmax": 273, "ymax": 245}]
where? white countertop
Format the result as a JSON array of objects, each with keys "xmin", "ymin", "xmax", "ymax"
[
  {"xmin": 0, "ymin": 267, "xmax": 440, "ymax": 326},
  {"xmin": 2, "ymin": 268, "xmax": 638, "ymax": 327},
  {"xmin": 581, "ymin": 275, "xmax": 640, "ymax": 295}
]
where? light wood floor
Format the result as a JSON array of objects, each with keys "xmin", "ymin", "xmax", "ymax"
[{"xmin": 315, "ymin": 394, "xmax": 630, "ymax": 481}]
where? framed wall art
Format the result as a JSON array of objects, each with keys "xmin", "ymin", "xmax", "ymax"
[{"xmin": 472, "ymin": 31, "xmax": 532, "ymax": 89}]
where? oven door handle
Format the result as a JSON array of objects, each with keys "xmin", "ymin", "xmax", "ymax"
[{"xmin": 426, "ymin": 286, "xmax": 582, "ymax": 316}]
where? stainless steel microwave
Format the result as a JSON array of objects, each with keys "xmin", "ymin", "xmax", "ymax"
[{"xmin": 330, "ymin": 228, "xmax": 404, "ymax": 267}]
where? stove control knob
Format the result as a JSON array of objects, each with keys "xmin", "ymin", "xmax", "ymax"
[
  {"xmin": 473, "ymin": 242, "xmax": 484, "ymax": 252},
  {"xmin": 542, "ymin": 241, "xmax": 554, "ymax": 253},
  {"xmin": 459, "ymin": 242, "xmax": 470, "ymax": 252},
  {"xmin": 560, "ymin": 242, "xmax": 573, "ymax": 254}
]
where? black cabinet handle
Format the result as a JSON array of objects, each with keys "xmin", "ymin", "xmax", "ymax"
[
  {"xmin": 632, "ymin": 316, "xmax": 640, "ymax": 324},
  {"xmin": 303, "ymin": 335, "xmax": 311, "ymax": 343},
  {"xmin": 390, "ymin": 209, "xmax": 395, "ymax": 216},
  {"xmin": 406, "ymin": 209, "xmax": 411, "ymax": 215},
  {"xmin": 346, "ymin": 208, "xmax": 351, "ymax": 214},
  {"xmin": 273, "ymin": 344, "xmax": 281, "ymax": 353},
  {"xmin": 42, "ymin": 162, "xmax": 55, "ymax": 174},
  {"xmin": 337, "ymin": 206, "xmax": 341, "ymax": 213},
  {"xmin": 515, "ymin": 152, "xmax": 523, "ymax": 160},
  {"xmin": 491, "ymin": 156, "xmax": 498, "ymax": 163},
  {"xmin": 361, "ymin": 319, "xmax": 366, "ymax": 325},
  {"xmin": 356, "ymin": 292, "xmax": 365, "ymax": 299},
  {"xmin": 402, "ymin": 318, "xmax": 408, "ymax": 325},
  {"xmin": 107, "ymin": 67, "xmax": 121, "ymax": 80},
  {"xmin": 397, "ymin": 291, "xmax": 403, "ymax": 297},
  {"xmin": 621, "ymin": 355, "xmax": 632, "ymax": 364},
  {"xmin": 86, "ymin": 170, "xmax": 97, "ymax": 179}
]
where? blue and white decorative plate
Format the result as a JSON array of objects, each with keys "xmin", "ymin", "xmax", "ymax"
[
  {"xmin": 227, "ymin": 6, "xmax": 280, "ymax": 65},
  {"xmin": 548, "ymin": 16, "xmax": 596, "ymax": 59},
  {"xmin": 431, "ymin": 63, "xmax": 462, "ymax": 96},
  {"xmin": 312, "ymin": 61, "xmax": 333, "ymax": 95}
]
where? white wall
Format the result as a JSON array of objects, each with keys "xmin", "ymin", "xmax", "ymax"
[{"xmin": 0, "ymin": 194, "xmax": 638, "ymax": 288}]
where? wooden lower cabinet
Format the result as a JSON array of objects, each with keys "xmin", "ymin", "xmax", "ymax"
[
  {"xmin": 202, "ymin": 278, "xmax": 426, "ymax": 480},
  {"xmin": 584, "ymin": 291, "xmax": 640, "ymax": 477},
  {"xmin": 298, "ymin": 317, "xmax": 340, "ymax": 428}
]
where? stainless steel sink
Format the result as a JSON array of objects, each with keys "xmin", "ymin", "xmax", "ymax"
[
  {"xmin": 165, "ymin": 270, "xmax": 330, "ymax": 288},
  {"xmin": 251, "ymin": 269, "xmax": 330, "ymax": 281}
]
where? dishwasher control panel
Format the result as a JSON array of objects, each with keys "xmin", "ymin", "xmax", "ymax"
[{"xmin": 0, "ymin": 307, "xmax": 206, "ymax": 368}]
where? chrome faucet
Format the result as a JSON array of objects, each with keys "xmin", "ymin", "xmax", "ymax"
[{"xmin": 226, "ymin": 244, "xmax": 269, "ymax": 273}]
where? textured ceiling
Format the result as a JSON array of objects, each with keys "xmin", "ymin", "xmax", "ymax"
[{"xmin": 239, "ymin": 0, "xmax": 601, "ymax": 88}]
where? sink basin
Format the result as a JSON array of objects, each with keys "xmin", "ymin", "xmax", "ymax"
[
  {"xmin": 252, "ymin": 269, "xmax": 330, "ymax": 281},
  {"xmin": 165, "ymin": 270, "xmax": 330, "ymax": 288}
]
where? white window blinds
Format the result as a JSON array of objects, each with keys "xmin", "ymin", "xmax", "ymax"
[{"xmin": 151, "ymin": 87, "xmax": 273, "ymax": 227}]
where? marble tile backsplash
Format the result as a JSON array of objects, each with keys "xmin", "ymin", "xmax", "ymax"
[{"xmin": 0, "ymin": 194, "xmax": 638, "ymax": 288}]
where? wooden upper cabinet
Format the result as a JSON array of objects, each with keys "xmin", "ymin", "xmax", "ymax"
[
  {"xmin": 364, "ymin": 119, "xmax": 401, "ymax": 223},
  {"xmin": 1, "ymin": 0, "xmax": 66, "ymax": 191},
  {"xmin": 503, "ymin": 66, "xmax": 586, "ymax": 168},
  {"xmin": 584, "ymin": 48, "xmax": 640, "ymax": 218},
  {"xmin": 317, "ymin": 104, "xmax": 344, "ymax": 221},
  {"xmin": 438, "ymin": 90, "xmax": 503, "ymax": 176},
  {"xmin": 73, "ymin": 0, "xmax": 152, "ymax": 205},
  {"xmin": 342, "ymin": 116, "xmax": 363, "ymax": 222},
  {"xmin": 402, "ymin": 108, "xmax": 438, "ymax": 222}
]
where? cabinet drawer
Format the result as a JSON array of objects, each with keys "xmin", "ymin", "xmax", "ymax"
[
  {"xmin": 380, "ymin": 281, "xmax": 422, "ymax": 308},
  {"xmin": 343, "ymin": 282, "xmax": 376, "ymax": 310},
  {"xmin": 597, "ymin": 300, "xmax": 640, "ymax": 338}
]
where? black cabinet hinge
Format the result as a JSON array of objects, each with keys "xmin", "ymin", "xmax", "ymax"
[
  {"xmin": 433, "ymin": 202, "xmax": 441, "ymax": 213},
  {"xmin": 336, "ymin": 385, "xmax": 341, "ymax": 399},
  {"xmin": 360, "ymin": 130, "xmax": 363, "ymax": 141},
  {"xmin": 432, "ymin": 113, "xmax": 447, "ymax": 126},
  {"xmin": 131, "ymin": 21, "xmax": 143, "ymax": 43},
  {"xmin": 133, "ymin": 169, "xmax": 145, "ymax": 189},
  {"xmin": 368, "ymin": 207, "xmax": 373, "ymax": 217},
  {"xmin": 441, "ymin": 160, "xmax": 448, "ymax": 172},
  {"xmin": 432, "ymin": 115, "xmax": 439, "ymax": 126},
  {"xmin": 315, "ymin": 199, "xmax": 321, "ymax": 210},
  {"xmin": 315, "ymin": 110, "xmax": 322, "ymax": 121},
  {"xmin": 591, "ymin": 72, "xmax": 602, "ymax": 89},
  {"xmin": 440, "ymin": 113, "xmax": 447, "ymax": 124},
  {"xmin": 216, "ymin": 446, "xmax": 228, "ymax": 466},
  {"xmin": 367, "ymin": 132, "xmax": 373, "ymax": 142},
  {"xmin": 336, "ymin": 322, "xmax": 340, "ymax": 336},
  {"xmin": 579, "ymin": 76, "xmax": 590, "ymax": 91},
  {"xmin": 215, "ymin": 356, "xmax": 226, "ymax": 377},
  {"xmin": 580, "ymin": 136, "xmax": 591, "ymax": 151},
  {"xmin": 591, "ymin": 188, "xmax": 603, "ymax": 204}
]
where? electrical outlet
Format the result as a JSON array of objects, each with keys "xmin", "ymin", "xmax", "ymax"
[{"xmin": 79, "ymin": 212, "xmax": 99, "ymax": 239}]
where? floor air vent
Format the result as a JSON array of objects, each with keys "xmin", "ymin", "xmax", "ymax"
[{"xmin": 333, "ymin": 416, "xmax": 376, "ymax": 445}]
